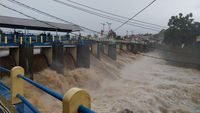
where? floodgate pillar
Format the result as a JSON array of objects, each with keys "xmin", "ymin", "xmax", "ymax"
[
  {"xmin": 19, "ymin": 45, "xmax": 34, "ymax": 79},
  {"xmin": 77, "ymin": 45, "xmax": 90, "ymax": 68},
  {"xmin": 108, "ymin": 43, "xmax": 117, "ymax": 60},
  {"xmin": 51, "ymin": 42, "xmax": 64, "ymax": 74},
  {"xmin": 91, "ymin": 42, "xmax": 100, "ymax": 59},
  {"xmin": 41, "ymin": 47, "xmax": 53, "ymax": 65}
]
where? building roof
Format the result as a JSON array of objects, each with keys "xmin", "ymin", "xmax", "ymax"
[{"xmin": 0, "ymin": 15, "xmax": 82, "ymax": 32}]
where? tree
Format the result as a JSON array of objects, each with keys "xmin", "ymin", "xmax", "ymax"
[
  {"xmin": 108, "ymin": 30, "xmax": 116, "ymax": 38},
  {"xmin": 163, "ymin": 13, "xmax": 200, "ymax": 46},
  {"xmin": 115, "ymin": 35, "xmax": 122, "ymax": 40},
  {"xmin": 86, "ymin": 34, "xmax": 92, "ymax": 39},
  {"xmin": 93, "ymin": 34, "xmax": 98, "ymax": 38}
]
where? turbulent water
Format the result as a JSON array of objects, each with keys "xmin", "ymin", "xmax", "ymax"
[
  {"xmin": 1, "ymin": 51, "xmax": 200, "ymax": 113},
  {"xmin": 92, "ymin": 53, "xmax": 200, "ymax": 113}
]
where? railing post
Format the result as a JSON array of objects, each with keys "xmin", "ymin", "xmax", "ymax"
[
  {"xmin": 20, "ymin": 37, "xmax": 23, "ymax": 44},
  {"xmin": 52, "ymin": 35, "xmax": 55, "ymax": 42},
  {"xmin": 5, "ymin": 36, "xmax": 8, "ymax": 44},
  {"xmin": 36, "ymin": 35, "xmax": 38, "ymax": 43},
  {"xmin": 59, "ymin": 35, "xmax": 61, "ymax": 42},
  {"xmin": 14, "ymin": 35, "xmax": 17, "ymax": 43},
  {"xmin": 29, "ymin": 36, "xmax": 32, "ymax": 44},
  {"xmin": 63, "ymin": 88, "xmax": 91, "ymax": 113},
  {"xmin": 11, "ymin": 66, "xmax": 24, "ymax": 104},
  {"xmin": 41, "ymin": 36, "xmax": 43, "ymax": 43}
]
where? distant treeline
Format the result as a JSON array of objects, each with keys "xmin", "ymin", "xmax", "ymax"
[{"xmin": 163, "ymin": 13, "xmax": 200, "ymax": 46}]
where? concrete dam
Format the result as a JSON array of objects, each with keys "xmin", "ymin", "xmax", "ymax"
[{"xmin": 1, "ymin": 15, "xmax": 199, "ymax": 113}]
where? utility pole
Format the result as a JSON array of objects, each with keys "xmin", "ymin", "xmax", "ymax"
[
  {"xmin": 101, "ymin": 23, "xmax": 105, "ymax": 31},
  {"xmin": 106, "ymin": 22, "xmax": 112, "ymax": 31},
  {"xmin": 100, "ymin": 23, "xmax": 105, "ymax": 37},
  {"xmin": 131, "ymin": 31, "xmax": 134, "ymax": 35},
  {"xmin": 126, "ymin": 30, "xmax": 129, "ymax": 36}
]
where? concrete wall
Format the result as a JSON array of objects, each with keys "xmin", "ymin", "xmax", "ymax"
[
  {"xmin": 116, "ymin": 44, "xmax": 121, "ymax": 53},
  {"xmin": 77, "ymin": 45, "xmax": 90, "ymax": 68},
  {"xmin": 66, "ymin": 47, "xmax": 77, "ymax": 63},
  {"xmin": 41, "ymin": 47, "xmax": 52, "ymax": 65},
  {"xmin": 51, "ymin": 42, "xmax": 64, "ymax": 74},
  {"xmin": 103, "ymin": 44, "xmax": 109, "ymax": 55},
  {"xmin": 91, "ymin": 43, "xmax": 100, "ymax": 59},
  {"xmin": 9, "ymin": 48, "xmax": 19, "ymax": 65},
  {"xmin": 19, "ymin": 45, "xmax": 34, "ymax": 79},
  {"xmin": 108, "ymin": 44, "xmax": 117, "ymax": 60},
  {"xmin": 121, "ymin": 44, "xmax": 128, "ymax": 51},
  {"xmin": 127, "ymin": 44, "xmax": 132, "ymax": 52},
  {"xmin": 157, "ymin": 45, "xmax": 200, "ymax": 69},
  {"xmin": 99, "ymin": 43, "xmax": 104, "ymax": 54}
]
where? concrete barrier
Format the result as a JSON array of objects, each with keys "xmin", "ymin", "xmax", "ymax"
[
  {"xmin": 91, "ymin": 42, "xmax": 100, "ymax": 59},
  {"xmin": 51, "ymin": 42, "xmax": 64, "ymax": 74},
  {"xmin": 9, "ymin": 48, "xmax": 19, "ymax": 65},
  {"xmin": 77, "ymin": 45, "xmax": 90, "ymax": 68},
  {"xmin": 41, "ymin": 47, "xmax": 52, "ymax": 65},
  {"xmin": 108, "ymin": 44, "xmax": 117, "ymax": 60},
  {"xmin": 19, "ymin": 45, "xmax": 33, "ymax": 79}
]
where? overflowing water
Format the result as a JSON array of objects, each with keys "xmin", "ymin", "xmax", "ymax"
[
  {"xmin": 92, "ymin": 53, "xmax": 200, "ymax": 113},
  {"xmin": 1, "ymin": 51, "xmax": 200, "ymax": 113}
]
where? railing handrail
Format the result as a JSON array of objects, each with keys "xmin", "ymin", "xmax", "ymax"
[
  {"xmin": 17, "ymin": 94, "xmax": 40, "ymax": 113},
  {"xmin": 17, "ymin": 74, "xmax": 63, "ymax": 101},
  {"xmin": 0, "ymin": 67, "xmax": 11, "ymax": 74},
  {"xmin": 78, "ymin": 105, "xmax": 95, "ymax": 113},
  {"xmin": 0, "ymin": 66, "xmax": 95, "ymax": 113}
]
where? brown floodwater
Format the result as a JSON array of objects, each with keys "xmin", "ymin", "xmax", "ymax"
[
  {"xmin": 91, "ymin": 53, "xmax": 200, "ymax": 113},
  {"xmin": 1, "ymin": 51, "xmax": 200, "ymax": 113}
]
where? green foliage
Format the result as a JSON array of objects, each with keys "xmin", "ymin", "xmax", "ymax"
[
  {"xmin": 108, "ymin": 30, "xmax": 116, "ymax": 38},
  {"xmin": 86, "ymin": 34, "xmax": 92, "ymax": 38},
  {"xmin": 163, "ymin": 13, "xmax": 200, "ymax": 46},
  {"xmin": 115, "ymin": 35, "xmax": 123, "ymax": 40},
  {"xmin": 93, "ymin": 34, "xmax": 98, "ymax": 38}
]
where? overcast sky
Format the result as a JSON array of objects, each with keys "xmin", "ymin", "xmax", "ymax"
[{"xmin": 0, "ymin": 0, "xmax": 200, "ymax": 35}]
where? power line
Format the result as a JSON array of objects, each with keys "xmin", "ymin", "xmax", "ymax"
[
  {"xmin": 0, "ymin": 2, "xmax": 89, "ymax": 39},
  {"xmin": 4, "ymin": 0, "xmax": 199, "ymax": 66},
  {"xmin": 6, "ymin": 0, "xmax": 162, "ymax": 33},
  {"xmin": 53, "ymin": 0, "xmax": 163, "ymax": 31},
  {"xmin": 6, "ymin": 0, "xmax": 101, "ymax": 35},
  {"xmin": 0, "ymin": 3, "xmax": 198, "ymax": 66},
  {"xmin": 115, "ymin": 0, "xmax": 157, "ymax": 31},
  {"xmin": 63, "ymin": 0, "xmax": 167, "ymax": 29},
  {"xmin": 53, "ymin": 0, "xmax": 161, "ymax": 29},
  {"xmin": 0, "ymin": 3, "xmax": 60, "ymax": 30},
  {"xmin": 8, "ymin": 0, "xmax": 160, "ymax": 34}
]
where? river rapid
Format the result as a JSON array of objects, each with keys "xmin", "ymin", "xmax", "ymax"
[
  {"xmin": 1, "ymin": 51, "xmax": 200, "ymax": 113},
  {"xmin": 91, "ymin": 52, "xmax": 200, "ymax": 113}
]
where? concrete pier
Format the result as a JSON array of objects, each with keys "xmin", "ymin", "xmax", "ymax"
[
  {"xmin": 51, "ymin": 42, "xmax": 64, "ymax": 74},
  {"xmin": 77, "ymin": 45, "xmax": 90, "ymax": 68},
  {"xmin": 67, "ymin": 47, "xmax": 77, "ymax": 63},
  {"xmin": 41, "ymin": 47, "xmax": 52, "ymax": 65},
  {"xmin": 91, "ymin": 42, "xmax": 100, "ymax": 59},
  {"xmin": 121, "ymin": 44, "xmax": 128, "ymax": 51},
  {"xmin": 19, "ymin": 45, "xmax": 34, "ymax": 79},
  {"xmin": 9, "ymin": 48, "xmax": 19, "ymax": 65},
  {"xmin": 108, "ymin": 44, "xmax": 117, "ymax": 60},
  {"xmin": 103, "ymin": 44, "xmax": 109, "ymax": 55}
]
